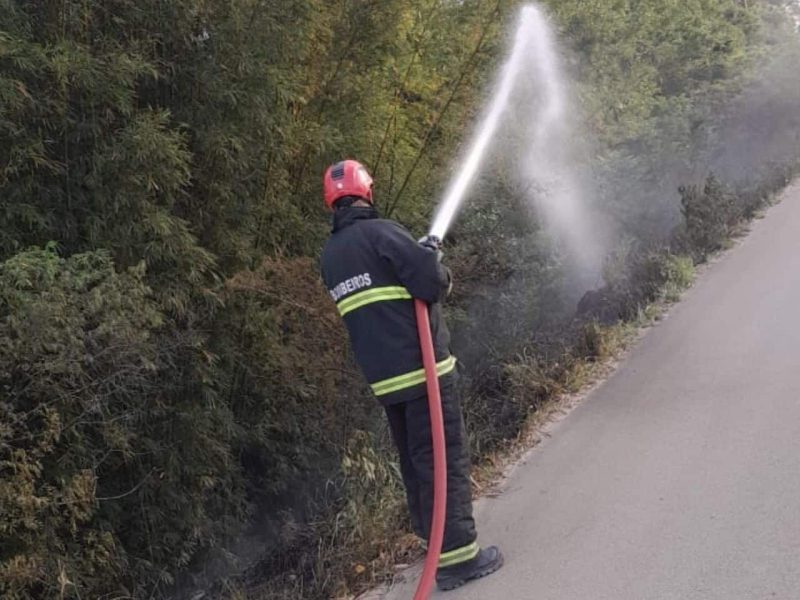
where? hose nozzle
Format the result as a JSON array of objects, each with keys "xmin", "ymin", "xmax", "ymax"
[
  {"xmin": 418, "ymin": 234, "xmax": 443, "ymax": 252},
  {"xmin": 418, "ymin": 234, "xmax": 444, "ymax": 262}
]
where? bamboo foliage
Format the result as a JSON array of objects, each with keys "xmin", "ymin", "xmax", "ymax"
[{"xmin": 1, "ymin": 0, "xmax": 798, "ymax": 598}]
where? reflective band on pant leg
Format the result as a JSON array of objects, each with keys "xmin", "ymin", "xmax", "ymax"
[{"xmin": 438, "ymin": 541, "xmax": 479, "ymax": 568}]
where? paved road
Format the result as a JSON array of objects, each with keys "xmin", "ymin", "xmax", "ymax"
[{"xmin": 384, "ymin": 182, "xmax": 800, "ymax": 600}]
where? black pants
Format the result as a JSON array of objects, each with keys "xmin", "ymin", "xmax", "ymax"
[{"xmin": 384, "ymin": 385, "xmax": 477, "ymax": 553}]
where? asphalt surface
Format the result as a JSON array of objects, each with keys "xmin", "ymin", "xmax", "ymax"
[{"xmin": 383, "ymin": 182, "xmax": 800, "ymax": 600}]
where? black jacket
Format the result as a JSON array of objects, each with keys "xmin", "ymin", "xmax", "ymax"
[{"xmin": 321, "ymin": 206, "xmax": 455, "ymax": 405}]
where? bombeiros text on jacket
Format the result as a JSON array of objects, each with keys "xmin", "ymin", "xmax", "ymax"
[{"xmin": 329, "ymin": 272, "xmax": 372, "ymax": 301}]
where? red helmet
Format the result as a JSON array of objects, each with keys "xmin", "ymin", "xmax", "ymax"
[{"xmin": 323, "ymin": 159, "xmax": 374, "ymax": 210}]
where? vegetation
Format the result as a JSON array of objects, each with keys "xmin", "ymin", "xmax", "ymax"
[{"xmin": 1, "ymin": 1, "xmax": 799, "ymax": 599}]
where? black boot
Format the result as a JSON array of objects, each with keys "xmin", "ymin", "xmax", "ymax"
[{"xmin": 435, "ymin": 546, "xmax": 504, "ymax": 591}]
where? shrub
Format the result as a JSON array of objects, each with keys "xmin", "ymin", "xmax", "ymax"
[
  {"xmin": 680, "ymin": 175, "xmax": 738, "ymax": 258},
  {"xmin": 220, "ymin": 258, "xmax": 367, "ymax": 499},
  {"xmin": 0, "ymin": 246, "xmax": 245, "ymax": 599}
]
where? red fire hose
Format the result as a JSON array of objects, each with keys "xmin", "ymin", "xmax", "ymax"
[{"xmin": 412, "ymin": 299, "xmax": 447, "ymax": 600}]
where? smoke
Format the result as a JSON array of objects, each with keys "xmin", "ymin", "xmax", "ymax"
[
  {"xmin": 707, "ymin": 30, "xmax": 800, "ymax": 183},
  {"xmin": 579, "ymin": 2, "xmax": 800, "ymax": 257}
]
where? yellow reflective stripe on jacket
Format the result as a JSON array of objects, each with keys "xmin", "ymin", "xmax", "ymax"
[
  {"xmin": 337, "ymin": 286, "xmax": 412, "ymax": 317},
  {"xmin": 438, "ymin": 541, "xmax": 479, "ymax": 568},
  {"xmin": 371, "ymin": 356, "xmax": 457, "ymax": 397}
]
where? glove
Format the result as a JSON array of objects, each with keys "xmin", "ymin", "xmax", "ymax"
[
  {"xmin": 418, "ymin": 235, "xmax": 443, "ymax": 261},
  {"xmin": 419, "ymin": 235, "xmax": 452, "ymax": 297}
]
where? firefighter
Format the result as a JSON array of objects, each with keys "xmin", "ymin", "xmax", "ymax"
[{"xmin": 320, "ymin": 159, "xmax": 503, "ymax": 591}]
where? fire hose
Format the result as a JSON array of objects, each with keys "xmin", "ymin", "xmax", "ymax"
[{"xmin": 412, "ymin": 298, "xmax": 447, "ymax": 600}]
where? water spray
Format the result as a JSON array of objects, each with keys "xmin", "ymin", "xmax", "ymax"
[
  {"xmin": 429, "ymin": 3, "xmax": 600, "ymax": 286},
  {"xmin": 428, "ymin": 5, "xmax": 539, "ymax": 241}
]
